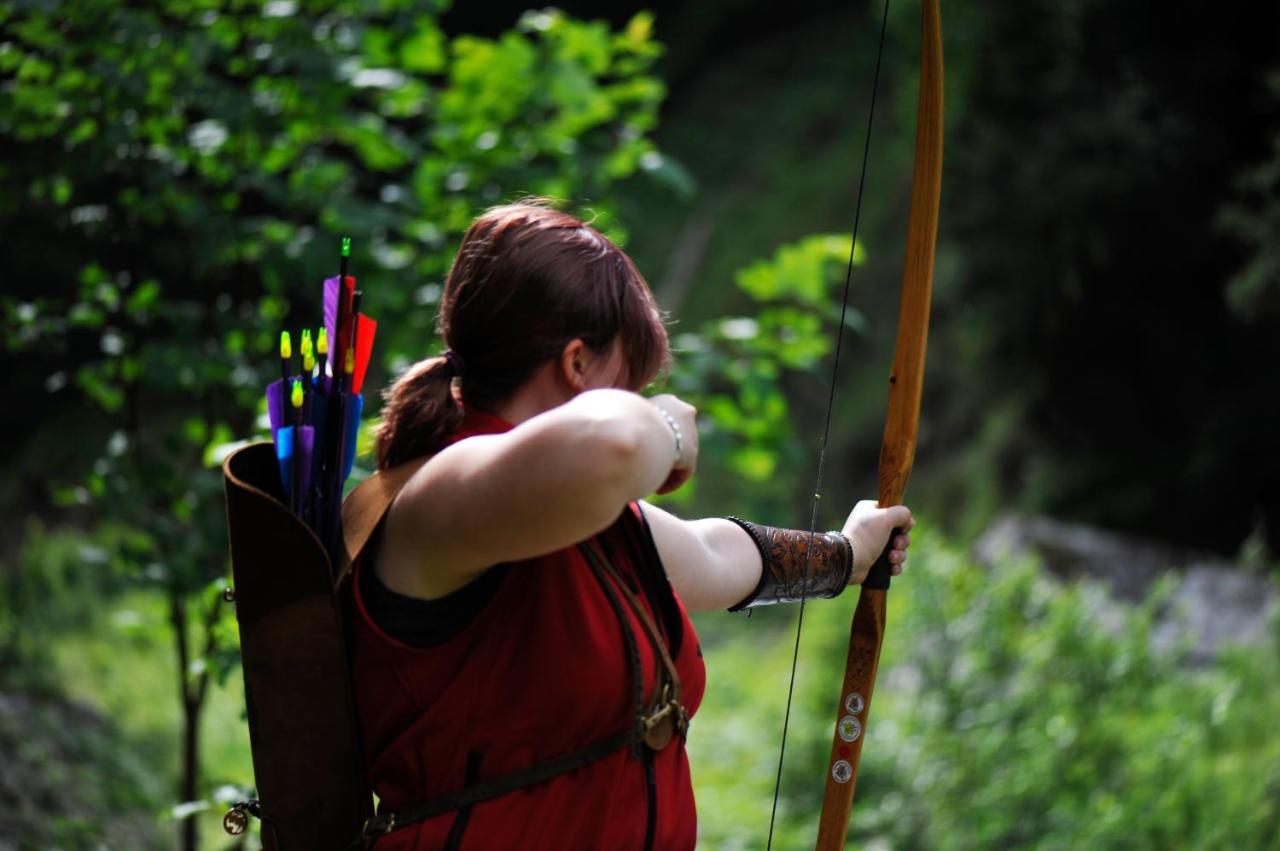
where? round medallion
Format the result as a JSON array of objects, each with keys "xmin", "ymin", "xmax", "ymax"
[
  {"xmin": 845, "ymin": 692, "xmax": 865, "ymax": 715},
  {"xmin": 831, "ymin": 759, "xmax": 853, "ymax": 784},
  {"xmin": 223, "ymin": 808, "xmax": 248, "ymax": 836},
  {"xmin": 838, "ymin": 714, "xmax": 862, "ymax": 743},
  {"xmin": 643, "ymin": 717, "xmax": 674, "ymax": 751}
]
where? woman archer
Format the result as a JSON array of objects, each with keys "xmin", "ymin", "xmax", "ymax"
[{"xmin": 345, "ymin": 200, "xmax": 913, "ymax": 850}]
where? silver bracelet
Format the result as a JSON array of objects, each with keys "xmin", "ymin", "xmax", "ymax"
[{"xmin": 654, "ymin": 406, "xmax": 683, "ymax": 465}]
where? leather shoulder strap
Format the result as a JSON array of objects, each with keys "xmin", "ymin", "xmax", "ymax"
[{"xmin": 336, "ymin": 456, "xmax": 430, "ymax": 588}]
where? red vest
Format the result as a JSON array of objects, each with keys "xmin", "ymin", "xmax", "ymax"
[{"xmin": 350, "ymin": 407, "xmax": 706, "ymax": 850}]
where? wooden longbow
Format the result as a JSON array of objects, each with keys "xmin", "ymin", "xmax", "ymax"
[{"xmin": 813, "ymin": 1, "xmax": 944, "ymax": 847}]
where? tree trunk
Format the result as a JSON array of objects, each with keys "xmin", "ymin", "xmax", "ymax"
[
  {"xmin": 171, "ymin": 591, "xmax": 202, "ymax": 851},
  {"xmin": 181, "ymin": 693, "xmax": 201, "ymax": 851}
]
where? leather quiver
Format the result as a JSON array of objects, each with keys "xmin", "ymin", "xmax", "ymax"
[{"xmin": 223, "ymin": 442, "xmax": 372, "ymax": 851}]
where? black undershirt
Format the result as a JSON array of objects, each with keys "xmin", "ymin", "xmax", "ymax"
[{"xmin": 359, "ymin": 519, "xmax": 509, "ymax": 647}]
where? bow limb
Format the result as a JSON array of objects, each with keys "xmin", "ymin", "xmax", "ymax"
[{"xmin": 814, "ymin": 1, "xmax": 944, "ymax": 848}]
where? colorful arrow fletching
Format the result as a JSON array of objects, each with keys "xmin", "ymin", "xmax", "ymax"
[
  {"xmin": 265, "ymin": 379, "xmax": 286, "ymax": 434},
  {"xmin": 274, "ymin": 424, "xmax": 316, "ymax": 506},
  {"xmin": 341, "ymin": 393, "xmax": 364, "ymax": 483},
  {"xmin": 351, "ymin": 314, "xmax": 377, "ymax": 394},
  {"xmin": 258, "ymin": 235, "xmax": 373, "ymax": 540},
  {"xmin": 323, "ymin": 275, "xmax": 356, "ymax": 369},
  {"xmin": 275, "ymin": 424, "xmax": 295, "ymax": 498}
]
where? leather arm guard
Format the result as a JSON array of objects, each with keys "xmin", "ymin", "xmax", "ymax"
[{"xmin": 725, "ymin": 517, "xmax": 855, "ymax": 611}]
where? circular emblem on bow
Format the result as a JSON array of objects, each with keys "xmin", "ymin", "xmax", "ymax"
[{"xmin": 838, "ymin": 715, "xmax": 863, "ymax": 743}]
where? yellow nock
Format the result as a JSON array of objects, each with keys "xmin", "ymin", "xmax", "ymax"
[
  {"xmin": 291, "ymin": 379, "xmax": 304, "ymax": 409},
  {"xmin": 316, "ymin": 327, "xmax": 329, "ymax": 355},
  {"xmin": 279, "ymin": 331, "xmax": 292, "ymax": 360}
]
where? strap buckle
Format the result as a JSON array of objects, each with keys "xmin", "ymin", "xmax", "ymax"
[{"xmin": 641, "ymin": 683, "xmax": 688, "ymax": 750}]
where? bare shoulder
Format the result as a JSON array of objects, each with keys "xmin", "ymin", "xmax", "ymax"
[{"xmin": 376, "ymin": 435, "xmax": 506, "ymax": 600}]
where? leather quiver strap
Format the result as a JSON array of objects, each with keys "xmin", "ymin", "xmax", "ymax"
[
  {"xmin": 337, "ymin": 456, "xmax": 430, "ymax": 587},
  {"xmin": 223, "ymin": 442, "xmax": 372, "ymax": 851},
  {"xmin": 578, "ymin": 539, "xmax": 687, "ymax": 752}
]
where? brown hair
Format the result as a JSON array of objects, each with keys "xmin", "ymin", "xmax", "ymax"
[{"xmin": 375, "ymin": 201, "xmax": 669, "ymax": 469}]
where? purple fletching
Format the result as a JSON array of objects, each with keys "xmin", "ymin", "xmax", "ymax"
[
  {"xmin": 323, "ymin": 275, "xmax": 340, "ymax": 364},
  {"xmin": 266, "ymin": 379, "xmax": 287, "ymax": 435}
]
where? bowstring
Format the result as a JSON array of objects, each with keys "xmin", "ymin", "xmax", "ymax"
[{"xmin": 765, "ymin": 0, "xmax": 892, "ymax": 846}]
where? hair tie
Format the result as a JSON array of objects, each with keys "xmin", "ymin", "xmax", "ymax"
[{"xmin": 442, "ymin": 349, "xmax": 465, "ymax": 377}]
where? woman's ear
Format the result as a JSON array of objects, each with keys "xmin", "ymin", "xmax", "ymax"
[{"xmin": 557, "ymin": 339, "xmax": 591, "ymax": 394}]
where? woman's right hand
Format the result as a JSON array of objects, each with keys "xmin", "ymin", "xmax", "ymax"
[{"xmin": 648, "ymin": 394, "xmax": 699, "ymax": 494}]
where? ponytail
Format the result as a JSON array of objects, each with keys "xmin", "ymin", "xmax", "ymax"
[{"xmin": 375, "ymin": 356, "xmax": 463, "ymax": 469}]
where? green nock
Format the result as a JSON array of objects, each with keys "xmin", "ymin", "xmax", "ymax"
[
  {"xmin": 301, "ymin": 328, "xmax": 313, "ymax": 358},
  {"xmin": 342, "ymin": 237, "xmax": 351, "ymax": 258},
  {"xmin": 280, "ymin": 330, "xmax": 292, "ymax": 359},
  {"xmin": 291, "ymin": 379, "xmax": 304, "ymax": 409}
]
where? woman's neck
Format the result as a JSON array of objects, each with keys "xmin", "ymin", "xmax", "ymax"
[{"xmin": 482, "ymin": 361, "xmax": 572, "ymax": 425}]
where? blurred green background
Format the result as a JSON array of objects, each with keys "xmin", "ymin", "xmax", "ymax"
[{"xmin": 2, "ymin": 1, "xmax": 1279, "ymax": 848}]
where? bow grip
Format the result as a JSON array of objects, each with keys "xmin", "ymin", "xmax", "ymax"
[{"xmin": 862, "ymin": 527, "xmax": 901, "ymax": 591}]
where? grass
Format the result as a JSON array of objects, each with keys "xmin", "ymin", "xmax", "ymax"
[{"xmin": 50, "ymin": 589, "xmax": 257, "ymax": 851}]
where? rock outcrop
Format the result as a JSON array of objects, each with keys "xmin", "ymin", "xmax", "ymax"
[{"xmin": 974, "ymin": 513, "xmax": 1278, "ymax": 664}]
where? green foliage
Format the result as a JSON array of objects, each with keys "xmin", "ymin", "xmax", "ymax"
[
  {"xmin": 661, "ymin": 234, "xmax": 864, "ymax": 516},
  {"xmin": 691, "ymin": 535, "xmax": 1280, "ymax": 849},
  {"xmin": 0, "ymin": 688, "xmax": 168, "ymax": 850},
  {"xmin": 736, "ymin": 235, "xmax": 866, "ymax": 312},
  {"xmin": 1, "ymin": 0, "xmax": 668, "ymax": 414},
  {"xmin": 0, "ymin": 520, "xmax": 143, "ymax": 681},
  {"xmin": 1217, "ymin": 74, "xmax": 1280, "ymax": 323},
  {"xmin": 46, "ymin": 587, "xmax": 253, "ymax": 851}
]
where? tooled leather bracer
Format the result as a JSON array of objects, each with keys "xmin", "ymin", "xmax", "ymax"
[{"xmin": 725, "ymin": 518, "xmax": 854, "ymax": 611}]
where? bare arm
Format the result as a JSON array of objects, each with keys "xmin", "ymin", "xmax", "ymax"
[
  {"xmin": 380, "ymin": 389, "xmax": 680, "ymax": 599},
  {"xmin": 639, "ymin": 500, "xmax": 917, "ymax": 613},
  {"xmin": 637, "ymin": 501, "xmax": 763, "ymax": 612}
]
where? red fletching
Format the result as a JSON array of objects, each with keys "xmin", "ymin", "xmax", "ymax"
[{"xmin": 351, "ymin": 314, "xmax": 377, "ymax": 394}]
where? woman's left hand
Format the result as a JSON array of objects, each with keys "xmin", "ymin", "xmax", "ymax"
[{"xmin": 841, "ymin": 500, "xmax": 915, "ymax": 583}]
